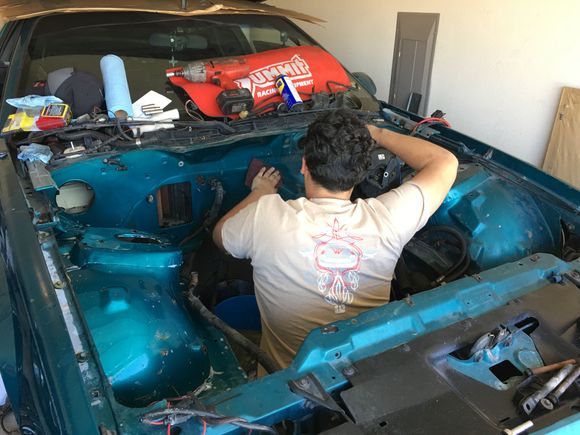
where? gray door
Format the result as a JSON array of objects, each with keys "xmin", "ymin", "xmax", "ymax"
[{"xmin": 389, "ymin": 12, "xmax": 439, "ymax": 115}]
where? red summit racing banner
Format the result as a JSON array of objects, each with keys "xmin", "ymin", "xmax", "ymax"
[
  {"xmin": 168, "ymin": 46, "xmax": 351, "ymax": 118},
  {"xmin": 235, "ymin": 52, "xmax": 314, "ymax": 98}
]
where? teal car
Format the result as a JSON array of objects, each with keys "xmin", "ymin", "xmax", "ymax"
[{"xmin": 0, "ymin": 1, "xmax": 578, "ymax": 434}]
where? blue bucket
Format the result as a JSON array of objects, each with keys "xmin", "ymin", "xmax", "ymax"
[{"xmin": 213, "ymin": 280, "xmax": 261, "ymax": 331}]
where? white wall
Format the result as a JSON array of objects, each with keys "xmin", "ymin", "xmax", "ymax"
[{"xmin": 268, "ymin": 0, "xmax": 580, "ymax": 167}]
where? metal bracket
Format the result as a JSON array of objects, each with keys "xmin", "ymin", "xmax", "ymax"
[
  {"xmin": 26, "ymin": 160, "xmax": 57, "ymax": 191},
  {"xmin": 447, "ymin": 325, "xmax": 543, "ymax": 391},
  {"xmin": 288, "ymin": 373, "xmax": 352, "ymax": 422},
  {"xmin": 563, "ymin": 270, "xmax": 580, "ymax": 289},
  {"xmin": 21, "ymin": 176, "xmax": 58, "ymax": 229}
]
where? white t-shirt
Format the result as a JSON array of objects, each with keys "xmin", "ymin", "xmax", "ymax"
[{"xmin": 222, "ymin": 182, "xmax": 430, "ymax": 370}]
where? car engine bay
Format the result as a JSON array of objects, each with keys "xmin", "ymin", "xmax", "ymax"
[
  {"xmin": 14, "ymin": 119, "xmax": 577, "ymax": 419},
  {"xmin": 0, "ymin": 10, "xmax": 578, "ymax": 435}
]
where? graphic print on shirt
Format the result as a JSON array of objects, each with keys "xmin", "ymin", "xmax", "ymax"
[{"xmin": 312, "ymin": 218, "xmax": 364, "ymax": 314}]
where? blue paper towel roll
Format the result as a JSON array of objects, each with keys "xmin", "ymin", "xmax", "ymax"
[{"xmin": 100, "ymin": 54, "xmax": 133, "ymax": 118}]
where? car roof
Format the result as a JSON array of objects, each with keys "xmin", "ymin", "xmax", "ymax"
[{"xmin": 0, "ymin": 0, "xmax": 323, "ymax": 27}]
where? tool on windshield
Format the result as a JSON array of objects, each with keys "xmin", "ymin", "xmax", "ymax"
[
  {"xmin": 36, "ymin": 103, "xmax": 72, "ymax": 130},
  {"xmin": 166, "ymin": 46, "xmax": 351, "ymax": 119},
  {"xmin": 100, "ymin": 55, "xmax": 133, "ymax": 119},
  {"xmin": 216, "ymin": 88, "xmax": 254, "ymax": 115},
  {"xmin": 166, "ymin": 58, "xmax": 250, "ymax": 89},
  {"xmin": 275, "ymin": 74, "xmax": 303, "ymax": 111}
]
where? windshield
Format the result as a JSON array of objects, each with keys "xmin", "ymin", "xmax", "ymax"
[{"xmin": 19, "ymin": 12, "xmax": 378, "ymax": 117}]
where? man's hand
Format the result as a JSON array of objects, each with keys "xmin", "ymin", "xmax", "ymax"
[
  {"xmin": 251, "ymin": 167, "xmax": 281, "ymax": 194},
  {"xmin": 367, "ymin": 124, "xmax": 458, "ymax": 215}
]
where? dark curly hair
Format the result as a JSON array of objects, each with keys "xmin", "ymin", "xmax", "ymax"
[{"xmin": 300, "ymin": 109, "xmax": 374, "ymax": 192}]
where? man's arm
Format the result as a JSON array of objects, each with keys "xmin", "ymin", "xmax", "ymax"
[
  {"xmin": 367, "ymin": 125, "xmax": 458, "ymax": 214},
  {"xmin": 213, "ymin": 166, "xmax": 281, "ymax": 252}
]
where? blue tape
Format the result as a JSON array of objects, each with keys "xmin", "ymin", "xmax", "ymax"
[{"xmin": 100, "ymin": 54, "xmax": 133, "ymax": 118}]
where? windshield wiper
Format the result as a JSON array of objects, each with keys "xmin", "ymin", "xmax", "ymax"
[
  {"xmin": 16, "ymin": 118, "xmax": 235, "ymax": 145},
  {"xmin": 150, "ymin": 108, "xmax": 379, "ymax": 148}
]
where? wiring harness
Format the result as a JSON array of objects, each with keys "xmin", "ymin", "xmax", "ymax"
[{"xmin": 141, "ymin": 407, "xmax": 277, "ymax": 434}]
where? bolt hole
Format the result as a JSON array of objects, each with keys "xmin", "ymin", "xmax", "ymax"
[
  {"xmin": 514, "ymin": 317, "xmax": 539, "ymax": 335},
  {"xmin": 489, "ymin": 360, "xmax": 523, "ymax": 383},
  {"xmin": 334, "ymin": 351, "xmax": 341, "ymax": 359}
]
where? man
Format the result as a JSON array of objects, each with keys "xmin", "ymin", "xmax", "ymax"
[{"xmin": 213, "ymin": 109, "xmax": 458, "ymax": 371}]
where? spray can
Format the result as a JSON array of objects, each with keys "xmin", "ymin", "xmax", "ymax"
[{"xmin": 275, "ymin": 74, "xmax": 303, "ymax": 111}]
